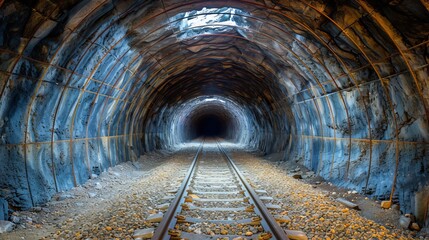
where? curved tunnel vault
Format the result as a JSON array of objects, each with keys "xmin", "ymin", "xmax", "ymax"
[{"xmin": 0, "ymin": 0, "xmax": 428, "ymax": 224}]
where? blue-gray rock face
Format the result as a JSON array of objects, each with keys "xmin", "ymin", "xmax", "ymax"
[
  {"xmin": 0, "ymin": 0, "xmax": 428, "ymax": 225},
  {"xmin": 0, "ymin": 198, "xmax": 7, "ymax": 221},
  {"xmin": 0, "ymin": 220, "xmax": 14, "ymax": 233}
]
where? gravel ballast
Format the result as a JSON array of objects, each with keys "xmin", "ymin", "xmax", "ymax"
[{"xmin": 231, "ymin": 150, "xmax": 427, "ymax": 240}]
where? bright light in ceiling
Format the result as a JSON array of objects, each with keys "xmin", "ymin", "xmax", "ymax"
[
  {"xmin": 172, "ymin": 7, "xmax": 248, "ymax": 39},
  {"xmin": 182, "ymin": 7, "xmax": 242, "ymax": 29},
  {"xmin": 202, "ymin": 97, "xmax": 226, "ymax": 103}
]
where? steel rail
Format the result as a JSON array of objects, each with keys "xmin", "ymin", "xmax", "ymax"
[
  {"xmin": 153, "ymin": 140, "xmax": 289, "ymax": 239},
  {"xmin": 151, "ymin": 141, "xmax": 204, "ymax": 240},
  {"xmin": 217, "ymin": 141, "xmax": 289, "ymax": 240}
]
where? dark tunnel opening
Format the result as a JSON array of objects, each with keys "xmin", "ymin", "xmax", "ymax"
[
  {"xmin": 173, "ymin": 97, "xmax": 248, "ymax": 144},
  {"xmin": 192, "ymin": 114, "xmax": 228, "ymax": 138}
]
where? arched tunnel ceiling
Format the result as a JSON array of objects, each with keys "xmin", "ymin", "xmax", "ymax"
[{"xmin": 0, "ymin": 0, "xmax": 428, "ymax": 222}]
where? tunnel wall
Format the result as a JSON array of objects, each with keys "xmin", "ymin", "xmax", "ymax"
[
  {"xmin": 0, "ymin": 0, "xmax": 146, "ymax": 208},
  {"xmin": 0, "ymin": 0, "xmax": 428, "ymax": 225},
  {"xmin": 282, "ymin": 1, "xmax": 429, "ymax": 218}
]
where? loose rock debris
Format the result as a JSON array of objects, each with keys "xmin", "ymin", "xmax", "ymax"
[
  {"xmin": 231, "ymin": 150, "xmax": 428, "ymax": 240},
  {"xmin": 1, "ymin": 150, "xmax": 196, "ymax": 240},
  {"xmin": 1, "ymin": 147, "xmax": 428, "ymax": 240}
]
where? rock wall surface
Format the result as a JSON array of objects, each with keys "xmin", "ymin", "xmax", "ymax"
[{"xmin": 0, "ymin": 0, "xmax": 428, "ymax": 225}]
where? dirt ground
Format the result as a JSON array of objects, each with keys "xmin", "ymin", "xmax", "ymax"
[
  {"xmin": 239, "ymin": 150, "xmax": 428, "ymax": 239},
  {"xmin": 1, "ymin": 146, "xmax": 428, "ymax": 239},
  {"xmin": 1, "ymin": 149, "xmax": 195, "ymax": 240}
]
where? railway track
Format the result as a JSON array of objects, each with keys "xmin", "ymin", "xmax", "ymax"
[{"xmin": 151, "ymin": 140, "xmax": 289, "ymax": 240}]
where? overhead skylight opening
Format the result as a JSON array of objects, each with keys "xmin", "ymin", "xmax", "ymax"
[
  {"xmin": 182, "ymin": 7, "xmax": 242, "ymax": 29},
  {"xmin": 172, "ymin": 7, "xmax": 248, "ymax": 39}
]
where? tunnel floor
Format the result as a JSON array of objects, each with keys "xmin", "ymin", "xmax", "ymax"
[{"xmin": 2, "ymin": 142, "xmax": 424, "ymax": 240}]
